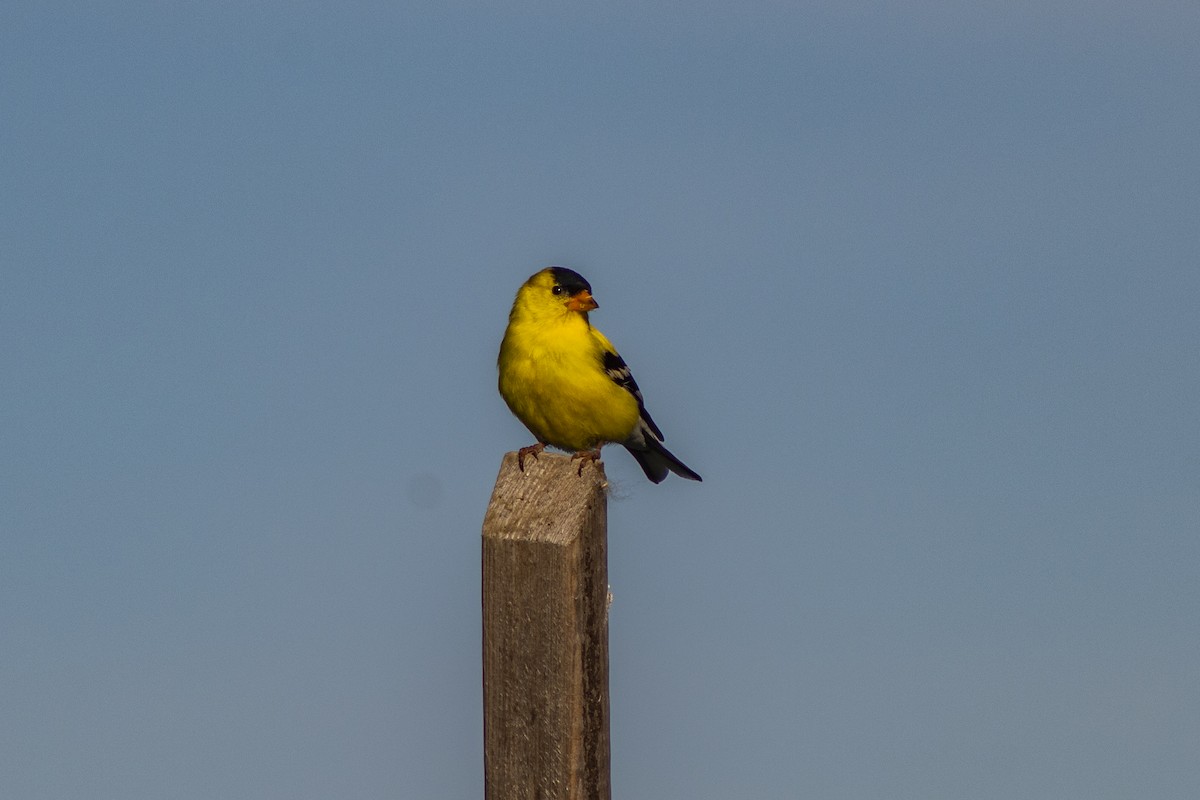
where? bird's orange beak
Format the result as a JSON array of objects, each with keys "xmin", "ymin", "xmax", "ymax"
[{"xmin": 567, "ymin": 290, "xmax": 598, "ymax": 312}]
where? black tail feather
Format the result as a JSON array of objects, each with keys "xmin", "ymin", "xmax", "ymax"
[{"xmin": 626, "ymin": 439, "xmax": 702, "ymax": 484}]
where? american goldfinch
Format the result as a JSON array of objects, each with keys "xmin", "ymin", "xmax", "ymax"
[{"xmin": 498, "ymin": 267, "xmax": 702, "ymax": 483}]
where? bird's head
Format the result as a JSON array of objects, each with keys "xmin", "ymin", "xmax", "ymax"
[{"xmin": 514, "ymin": 266, "xmax": 599, "ymax": 320}]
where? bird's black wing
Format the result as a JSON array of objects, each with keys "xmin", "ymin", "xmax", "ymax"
[{"xmin": 601, "ymin": 349, "xmax": 664, "ymax": 440}]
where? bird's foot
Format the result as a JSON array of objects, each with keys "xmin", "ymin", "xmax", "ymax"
[
  {"xmin": 517, "ymin": 442, "xmax": 546, "ymax": 471},
  {"xmin": 570, "ymin": 448, "xmax": 602, "ymax": 476}
]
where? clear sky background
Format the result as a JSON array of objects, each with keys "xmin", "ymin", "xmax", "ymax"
[{"xmin": 3, "ymin": 3, "xmax": 1198, "ymax": 798}]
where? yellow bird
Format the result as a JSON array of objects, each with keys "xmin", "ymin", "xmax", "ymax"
[{"xmin": 498, "ymin": 267, "xmax": 702, "ymax": 483}]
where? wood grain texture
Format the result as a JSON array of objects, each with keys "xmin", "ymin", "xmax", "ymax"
[{"xmin": 482, "ymin": 452, "xmax": 611, "ymax": 800}]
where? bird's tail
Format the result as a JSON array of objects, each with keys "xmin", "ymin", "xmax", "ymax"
[{"xmin": 626, "ymin": 439, "xmax": 702, "ymax": 484}]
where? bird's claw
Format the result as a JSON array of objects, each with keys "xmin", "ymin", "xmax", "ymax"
[
  {"xmin": 517, "ymin": 443, "xmax": 545, "ymax": 471},
  {"xmin": 570, "ymin": 449, "xmax": 602, "ymax": 476}
]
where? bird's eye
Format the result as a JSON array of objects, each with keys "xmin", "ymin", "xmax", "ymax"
[{"xmin": 551, "ymin": 285, "xmax": 565, "ymax": 295}]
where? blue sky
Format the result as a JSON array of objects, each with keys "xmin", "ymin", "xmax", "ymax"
[{"xmin": 3, "ymin": 3, "xmax": 1198, "ymax": 798}]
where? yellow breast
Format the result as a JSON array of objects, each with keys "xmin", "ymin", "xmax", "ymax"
[{"xmin": 498, "ymin": 314, "xmax": 640, "ymax": 451}]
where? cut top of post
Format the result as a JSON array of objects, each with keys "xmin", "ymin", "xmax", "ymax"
[{"xmin": 482, "ymin": 452, "xmax": 608, "ymax": 545}]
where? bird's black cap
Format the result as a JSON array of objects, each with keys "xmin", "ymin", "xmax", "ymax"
[{"xmin": 548, "ymin": 266, "xmax": 592, "ymax": 296}]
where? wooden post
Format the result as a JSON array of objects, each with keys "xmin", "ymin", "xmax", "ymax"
[{"xmin": 482, "ymin": 451, "xmax": 611, "ymax": 800}]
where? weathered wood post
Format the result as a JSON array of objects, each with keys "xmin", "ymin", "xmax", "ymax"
[{"xmin": 482, "ymin": 451, "xmax": 611, "ymax": 800}]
